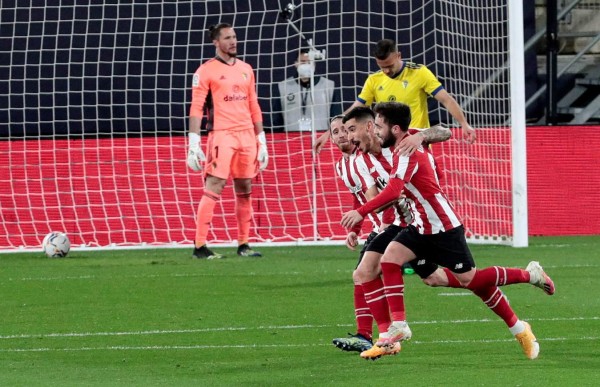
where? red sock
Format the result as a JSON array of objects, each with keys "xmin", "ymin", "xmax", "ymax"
[
  {"xmin": 235, "ymin": 192, "xmax": 252, "ymax": 245},
  {"xmin": 380, "ymin": 262, "xmax": 406, "ymax": 322},
  {"xmin": 442, "ymin": 267, "xmax": 463, "ymax": 288},
  {"xmin": 468, "ymin": 285, "xmax": 518, "ymax": 327},
  {"xmin": 195, "ymin": 190, "xmax": 220, "ymax": 247},
  {"xmin": 468, "ymin": 266, "xmax": 529, "ymax": 288},
  {"xmin": 361, "ymin": 277, "xmax": 391, "ymax": 334},
  {"xmin": 354, "ymin": 284, "xmax": 373, "ymax": 340}
]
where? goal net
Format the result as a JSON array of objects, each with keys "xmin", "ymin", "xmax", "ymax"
[{"xmin": 0, "ymin": 0, "xmax": 525, "ymax": 251}]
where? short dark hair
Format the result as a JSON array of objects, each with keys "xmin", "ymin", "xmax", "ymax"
[
  {"xmin": 373, "ymin": 102, "xmax": 411, "ymax": 132},
  {"xmin": 371, "ymin": 39, "xmax": 397, "ymax": 60},
  {"xmin": 209, "ymin": 23, "xmax": 232, "ymax": 40},
  {"xmin": 342, "ymin": 106, "xmax": 375, "ymax": 124}
]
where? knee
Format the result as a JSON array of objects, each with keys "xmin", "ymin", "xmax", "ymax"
[{"xmin": 422, "ymin": 277, "xmax": 442, "ymax": 287}]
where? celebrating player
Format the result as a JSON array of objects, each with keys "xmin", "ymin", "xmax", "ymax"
[
  {"xmin": 340, "ymin": 107, "xmax": 465, "ymax": 360},
  {"xmin": 187, "ymin": 23, "xmax": 268, "ymax": 259},
  {"xmin": 341, "ymin": 102, "xmax": 555, "ymax": 360}
]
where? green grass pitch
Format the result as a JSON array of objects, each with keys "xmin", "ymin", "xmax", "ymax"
[{"xmin": 1, "ymin": 235, "xmax": 599, "ymax": 386}]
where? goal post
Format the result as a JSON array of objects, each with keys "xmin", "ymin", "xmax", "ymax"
[{"xmin": 0, "ymin": 0, "xmax": 527, "ymax": 251}]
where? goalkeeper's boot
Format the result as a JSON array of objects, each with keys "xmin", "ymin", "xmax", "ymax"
[
  {"xmin": 237, "ymin": 243, "xmax": 262, "ymax": 257},
  {"xmin": 526, "ymin": 261, "xmax": 555, "ymax": 295},
  {"xmin": 375, "ymin": 321, "xmax": 412, "ymax": 347},
  {"xmin": 515, "ymin": 321, "xmax": 539, "ymax": 359},
  {"xmin": 192, "ymin": 245, "xmax": 224, "ymax": 260},
  {"xmin": 332, "ymin": 333, "xmax": 372, "ymax": 352},
  {"xmin": 359, "ymin": 342, "xmax": 401, "ymax": 361}
]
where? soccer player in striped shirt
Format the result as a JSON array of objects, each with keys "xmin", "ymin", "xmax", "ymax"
[
  {"xmin": 313, "ymin": 38, "xmax": 475, "ymax": 153},
  {"xmin": 187, "ymin": 23, "xmax": 268, "ymax": 259},
  {"xmin": 341, "ymin": 107, "xmax": 464, "ymax": 359},
  {"xmin": 329, "ymin": 114, "xmax": 396, "ymax": 353},
  {"xmin": 341, "ymin": 102, "xmax": 555, "ymax": 360}
]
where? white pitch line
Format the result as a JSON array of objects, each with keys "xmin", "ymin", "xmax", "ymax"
[
  {"xmin": 4, "ymin": 263, "xmax": 599, "ymax": 282},
  {"xmin": 1, "ymin": 316, "xmax": 597, "ymax": 340},
  {"xmin": 1, "ymin": 336, "xmax": 598, "ymax": 353}
]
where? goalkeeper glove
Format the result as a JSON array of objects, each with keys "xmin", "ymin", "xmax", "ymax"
[
  {"xmin": 187, "ymin": 133, "xmax": 206, "ymax": 172},
  {"xmin": 257, "ymin": 131, "xmax": 269, "ymax": 171}
]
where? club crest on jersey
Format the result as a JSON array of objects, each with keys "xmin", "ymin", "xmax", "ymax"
[
  {"xmin": 242, "ymin": 72, "xmax": 248, "ymax": 80},
  {"xmin": 402, "ymin": 80, "xmax": 408, "ymax": 88},
  {"xmin": 192, "ymin": 74, "xmax": 199, "ymax": 87},
  {"xmin": 286, "ymin": 93, "xmax": 296, "ymax": 102},
  {"xmin": 387, "ymin": 95, "xmax": 396, "ymax": 102}
]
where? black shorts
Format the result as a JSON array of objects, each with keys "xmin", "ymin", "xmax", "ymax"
[
  {"xmin": 364, "ymin": 225, "xmax": 439, "ymax": 279},
  {"xmin": 356, "ymin": 231, "xmax": 379, "ymax": 268},
  {"xmin": 393, "ymin": 225, "xmax": 475, "ymax": 274}
]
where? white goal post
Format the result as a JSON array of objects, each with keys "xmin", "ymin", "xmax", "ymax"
[{"xmin": 0, "ymin": 0, "xmax": 527, "ymax": 251}]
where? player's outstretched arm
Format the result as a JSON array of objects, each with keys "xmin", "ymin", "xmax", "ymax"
[
  {"xmin": 397, "ymin": 125, "xmax": 452, "ymax": 156},
  {"xmin": 434, "ymin": 90, "xmax": 476, "ymax": 144}
]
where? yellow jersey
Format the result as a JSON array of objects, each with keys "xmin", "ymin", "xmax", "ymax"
[{"xmin": 357, "ymin": 62, "xmax": 443, "ymax": 129}]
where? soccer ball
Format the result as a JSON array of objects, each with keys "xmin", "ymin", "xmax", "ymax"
[{"xmin": 42, "ymin": 231, "xmax": 71, "ymax": 258}]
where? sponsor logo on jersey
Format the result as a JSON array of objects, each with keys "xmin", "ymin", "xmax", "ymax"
[{"xmin": 223, "ymin": 94, "xmax": 248, "ymax": 101}]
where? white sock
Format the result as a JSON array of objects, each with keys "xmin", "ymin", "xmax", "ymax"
[{"xmin": 509, "ymin": 320, "xmax": 526, "ymax": 335}]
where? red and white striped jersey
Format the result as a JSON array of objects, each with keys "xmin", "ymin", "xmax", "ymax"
[
  {"xmin": 391, "ymin": 144, "xmax": 462, "ymax": 234},
  {"xmin": 359, "ymin": 147, "xmax": 412, "ymax": 228},
  {"xmin": 335, "ymin": 148, "xmax": 389, "ymax": 233}
]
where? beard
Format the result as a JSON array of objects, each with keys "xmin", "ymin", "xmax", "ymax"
[{"xmin": 380, "ymin": 131, "xmax": 396, "ymax": 148}]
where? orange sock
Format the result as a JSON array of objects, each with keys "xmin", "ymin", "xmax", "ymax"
[
  {"xmin": 195, "ymin": 190, "xmax": 220, "ymax": 247},
  {"xmin": 235, "ymin": 192, "xmax": 252, "ymax": 245}
]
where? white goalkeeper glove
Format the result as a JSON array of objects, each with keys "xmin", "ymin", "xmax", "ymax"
[
  {"xmin": 257, "ymin": 131, "xmax": 269, "ymax": 171},
  {"xmin": 398, "ymin": 196, "xmax": 414, "ymax": 225},
  {"xmin": 187, "ymin": 132, "xmax": 206, "ymax": 172}
]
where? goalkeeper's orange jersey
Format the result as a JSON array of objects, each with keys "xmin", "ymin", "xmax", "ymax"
[
  {"xmin": 357, "ymin": 62, "xmax": 443, "ymax": 129},
  {"xmin": 189, "ymin": 57, "xmax": 263, "ymax": 132}
]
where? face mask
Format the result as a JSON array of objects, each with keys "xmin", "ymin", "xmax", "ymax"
[{"xmin": 297, "ymin": 63, "xmax": 314, "ymax": 78}]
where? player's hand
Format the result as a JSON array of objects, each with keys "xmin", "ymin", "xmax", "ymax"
[
  {"xmin": 397, "ymin": 132, "xmax": 424, "ymax": 156},
  {"xmin": 313, "ymin": 131, "xmax": 330, "ymax": 154},
  {"xmin": 345, "ymin": 232, "xmax": 359, "ymax": 250},
  {"xmin": 462, "ymin": 124, "xmax": 476, "ymax": 144},
  {"xmin": 257, "ymin": 132, "xmax": 269, "ymax": 171},
  {"xmin": 187, "ymin": 147, "xmax": 206, "ymax": 172},
  {"xmin": 398, "ymin": 197, "xmax": 413, "ymax": 224},
  {"xmin": 341, "ymin": 210, "xmax": 363, "ymax": 229}
]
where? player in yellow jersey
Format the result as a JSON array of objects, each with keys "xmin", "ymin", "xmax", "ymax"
[{"xmin": 314, "ymin": 39, "xmax": 475, "ymax": 154}]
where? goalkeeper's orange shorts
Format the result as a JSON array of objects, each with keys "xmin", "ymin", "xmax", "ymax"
[{"xmin": 204, "ymin": 129, "xmax": 258, "ymax": 180}]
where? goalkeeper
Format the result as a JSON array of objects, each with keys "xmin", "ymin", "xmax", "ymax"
[
  {"xmin": 187, "ymin": 23, "xmax": 268, "ymax": 259},
  {"xmin": 314, "ymin": 38, "xmax": 476, "ymax": 153}
]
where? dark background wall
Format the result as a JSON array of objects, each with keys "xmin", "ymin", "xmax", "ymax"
[{"xmin": 1, "ymin": 0, "xmax": 533, "ymax": 138}]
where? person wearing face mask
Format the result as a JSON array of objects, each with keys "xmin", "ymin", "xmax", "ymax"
[{"xmin": 271, "ymin": 49, "xmax": 342, "ymax": 132}]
